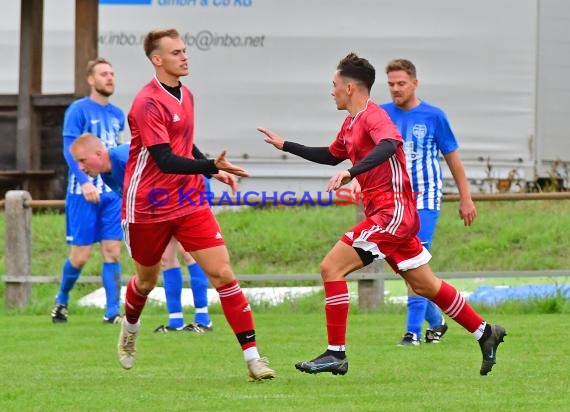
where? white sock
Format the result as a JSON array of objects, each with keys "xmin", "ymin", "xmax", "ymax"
[
  {"xmin": 472, "ymin": 321, "xmax": 486, "ymax": 340},
  {"xmin": 243, "ymin": 346, "xmax": 260, "ymax": 362}
]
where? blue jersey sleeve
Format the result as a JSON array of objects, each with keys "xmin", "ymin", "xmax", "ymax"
[
  {"xmin": 62, "ymin": 102, "xmax": 91, "ymax": 185},
  {"xmin": 434, "ymin": 111, "xmax": 459, "ymax": 155}
]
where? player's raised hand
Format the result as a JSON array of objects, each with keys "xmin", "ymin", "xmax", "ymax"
[
  {"xmin": 214, "ymin": 150, "xmax": 249, "ymax": 177},
  {"xmin": 213, "ymin": 170, "xmax": 239, "ymax": 195},
  {"xmin": 257, "ymin": 127, "xmax": 285, "ymax": 150}
]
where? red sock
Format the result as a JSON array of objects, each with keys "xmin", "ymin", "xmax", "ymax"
[
  {"xmin": 431, "ymin": 281, "xmax": 483, "ymax": 332},
  {"xmin": 125, "ymin": 276, "xmax": 147, "ymax": 324},
  {"xmin": 217, "ymin": 279, "xmax": 256, "ymax": 350},
  {"xmin": 324, "ymin": 281, "xmax": 350, "ymax": 346}
]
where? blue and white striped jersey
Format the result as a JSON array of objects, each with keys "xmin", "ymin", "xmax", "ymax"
[
  {"xmin": 381, "ymin": 101, "xmax": 458, "ymax": 210},
  {"xmin": 63, "ymin": 97, "xmax": 125, "ymax": 195}
]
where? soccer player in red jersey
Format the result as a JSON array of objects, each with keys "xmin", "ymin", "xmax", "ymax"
[
  {"xmin": 259, "ymin": 53, "xmax": 506, "ymax": 376},
  {"xmin": 118, "ymin": 28, "xmax": 274, "ymax": 381}
]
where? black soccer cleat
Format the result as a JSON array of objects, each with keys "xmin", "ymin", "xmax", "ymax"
[
  {"xmin": 295, "ymin": 352, "xmax": 348, "ymax": 375},
  {"xmin": 479, "ymin": 324, "xmax": 507, "ymax": 376},
  {"xmin": 426, "ymin": 318, "xmax": 449, "ymax": 343},
  {"xmin": 398, "ymin": 332, "xmax": 420, "ymax": 346},
  {"xmin": 51, "ymin": 303, "xmax": 68, "ymax": 323},
  {"xmin": 153, "ymin": 323, "xmax": 205, "ymax": 333}
]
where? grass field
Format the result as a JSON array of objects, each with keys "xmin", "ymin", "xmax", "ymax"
[
  {"xmin": 1, "ymin": 311, "xmax": 568, "ymax": 412},
  {"xmin": 1, "ymin": 200, "xmax": 569, "ymax": 411}
]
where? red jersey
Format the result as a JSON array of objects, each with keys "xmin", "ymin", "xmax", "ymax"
[
  {"xmin": 123, "ymin": 77, "xmax": 208, "ymax": 223},
  {"xmin": 329, "ymin": 99, "xmax": 419, "ymax": 238}
]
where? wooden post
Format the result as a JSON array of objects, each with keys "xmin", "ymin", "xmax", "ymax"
[
  {"xmin": 75, "ymin": 0, "xmax": 99, "ymax": 98},
  {"xmin": 16, "ymin": 0, "xmax": 43, "ymax": 195},
  {"xmin": 4, "ymin": 191, "xmax": 32, "ymax": 308},
  {"xmin": 354, "ymin": 203, "xmax": 384, "ymax": 310}
]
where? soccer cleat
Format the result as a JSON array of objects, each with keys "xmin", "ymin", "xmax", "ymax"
[
  {"xmin": 479, "ymin": 324, "xmax": 507, "ymax": 376},
  {"xmin": 153, "ymin": 323, "xmax": 205, "ymax": 333},
  {"xmin": 103, "ymin": 314, "xmax": 123, "ymax": 324},
  {"xmin": 425, "ymin": 318, "xmax": 449, "ymax": 343},
  {"xmin": 196, "ymin": 322, "xmax": 214, "ymax": 332},
  {"xmin": 295, "ymin": 352, "xmax": 348, "ymax": 375},
  {"xmin": 51, "ymin": 304, "xmax": 68, "ymax": 323},
  {"xmin": 398, "ymin": 332, "xmax": 420, "ymax": 347},
  {"xmin": 117, "ymin": 319, "xmax": 138, "ymax": 370},
  {"xmin": 247, "ymin": 357, "xmax": 275, "ymax": 381}
]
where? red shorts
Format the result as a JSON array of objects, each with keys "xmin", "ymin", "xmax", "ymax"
[
  {"xmin": 340, "ymin": 217, "xmax": 431, "ymax": 273},
  {"xmin": 122, "ymin": 208, "xmax": 225, "ymax": 266}
]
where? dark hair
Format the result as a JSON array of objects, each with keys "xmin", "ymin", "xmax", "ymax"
[
  {"xmin": 86, "ymin": 58, "xmax": 112, "ymax": 77},
  {"xmin": 337, "ymin": 53, "xmax": 375, "ymax": 92},
  {"xmin": 385, "ymin": 59, "xmax": 417, "ymax": 78},
  {"xmin": 143, "ymin": 28, "xmax": 181, "ymax": 58}
]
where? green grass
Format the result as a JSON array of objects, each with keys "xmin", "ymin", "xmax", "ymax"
[
  {"xmin": 0, "ymin": 311, "xmax": 568, "ymax": 412},
  {"xmin": 1, "ymin": 201, "xmax": 569, "ymax": 410}
]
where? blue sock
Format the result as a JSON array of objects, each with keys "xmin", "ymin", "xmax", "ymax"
[
  {"xmin": 406, "ymin": 296, "xmax": 429, "ymax": 338},
  {"xmin": 425, "ymin": 300, "xmax": 444, "ymax": 329},
  {"xmin": 55, "ymin": 259, "xmax": 81, "ymax": 305},
  {"xmin": 188, "ymin": 263, "xmax": 211, "ymax": 326},
  {"xmin": 102, "ymin": 262, "xmax": 122, "ymax": 319},
  {"xmin": 163, "ymin": 267, "xmax": 184, "ymax": 329}
]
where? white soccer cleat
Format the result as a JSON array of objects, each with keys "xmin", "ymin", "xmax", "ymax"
[
  {"xmin": 117, "ymin": 318, "xmax": 139, "ymax": 370},
  {"xmin": 247, "ymin": 357, "xmax": 275, "ymax": 381}
]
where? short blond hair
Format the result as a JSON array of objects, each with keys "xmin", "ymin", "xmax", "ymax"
[
  {"xmin": 143, "ymin": 28, "xmax": 180, "ymax": 58},
  {"xmin": 86, "ymin": 58, "xmax": 112, "ymax": 77}
]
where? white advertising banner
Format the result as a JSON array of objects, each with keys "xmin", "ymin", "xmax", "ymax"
[{"xmin": 1, "ymin": 0, "xmax": 538, "ymax": 184}]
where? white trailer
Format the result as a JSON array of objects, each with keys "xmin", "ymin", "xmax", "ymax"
[{"xmin": 2, "ymin": 0, "xmax": 569, "ymax": 194}]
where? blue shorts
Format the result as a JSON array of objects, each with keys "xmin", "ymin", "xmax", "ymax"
[
  {"xmin": 417, "ymin": 209, "xmax": 440, "ymax": 251},
  {"xmin": 65, "ymin": 191, "xmax": 123, "ymax": 246}
]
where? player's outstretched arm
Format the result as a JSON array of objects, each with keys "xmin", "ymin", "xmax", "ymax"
[{"xmin": 214, "ymin": 150, "xmax": 249, "ymax": 178}]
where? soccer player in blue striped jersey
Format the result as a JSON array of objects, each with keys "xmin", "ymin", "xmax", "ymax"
[
  {"xmin": 381, "ymin": 59, "xmax": 477, "ymax": 346},
  {"xmin": 51, "ymin": 58, "xmax": 125, "ymax": 325}
]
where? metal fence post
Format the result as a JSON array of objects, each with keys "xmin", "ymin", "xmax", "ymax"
[
  {"xmin": 4, "ymin": 190, "xmax": 32, "ymax": 308},
  {"xmin": 354, "ymin": 203, "xmax": 384, "ymax": 310}
]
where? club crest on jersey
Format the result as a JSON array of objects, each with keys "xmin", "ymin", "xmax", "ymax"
[
  {"xmin": 412, "ymin": 124, "xmax": 427, "ymax": 139},
  {"xmin": 172, "ymin": 113, "xmax": 181, "ymax": 122}
]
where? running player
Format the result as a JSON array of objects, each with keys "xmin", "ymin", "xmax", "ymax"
[{"xmin": 259, "ymin": 52, "xmax": 505, "ymax": 376}]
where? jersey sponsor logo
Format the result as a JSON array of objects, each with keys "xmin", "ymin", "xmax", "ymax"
[
  {"xmin": 172, "ymin": 113, "xmax": 181, "ymax": 122},
  {"xmin": 90, "ymin": 119, "xmax": 100, "ymax": 124},
  {"xmin": 412, "ymin": 124, "xmax": 427, "ymax": 139}
]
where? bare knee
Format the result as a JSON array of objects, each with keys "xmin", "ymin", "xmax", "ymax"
[
  {"xmin": 69, "ymin": 246, "xmax": 91, "ymax": 268},
  {"xmin": 207, "ymin": 264, "xmax": 234, "ymax": 288},
  {"xmin": 136, "ymin": 277, "xmax": 158, "ymax": 294},
  {"xmin": 319, "ymin": 260, "xmax": 343, "ymax": 282},
  {"xmin": 101, "ymin": 241, "xmax": 121, "ymax": 262}
]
